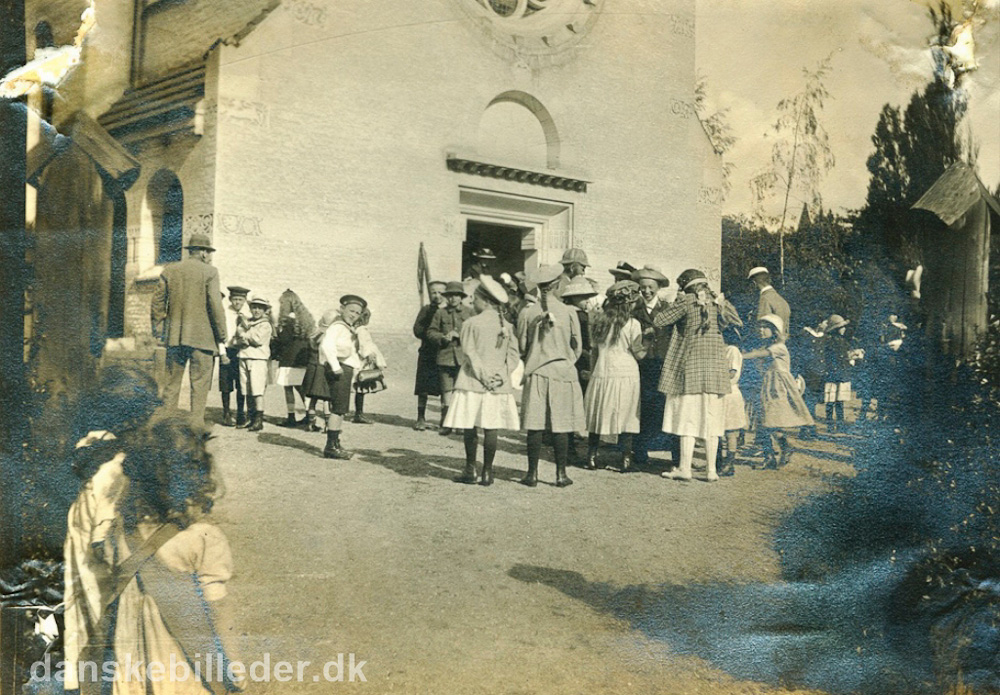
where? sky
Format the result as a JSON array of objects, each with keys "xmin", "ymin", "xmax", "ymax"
[{"xmin": 697, "ymin": 0, "xmax": 1000, "ymax": 217}]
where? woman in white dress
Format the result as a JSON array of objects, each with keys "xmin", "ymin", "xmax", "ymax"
[
  {"xmin": 443, "ymin": 276, "xmax": 521, "ymax": 486},
  {"xmin": 583, "ymin": 280, "xmax": 646, "ymax": 472}
]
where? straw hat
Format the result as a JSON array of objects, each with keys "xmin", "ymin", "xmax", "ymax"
[
  {"xmin": 826, "ymin": 314, "xmax": 850, "ymax": 331},
  {"xmin": 609, "ymin": 261, "xmax": 637, "ymax": 280},
  {"xmin": 476, "ymin": 275, "xmax": 509, "ymax": 305},
  {"xmin": 747, "ymin": 266, "xmax": 769, "ymax": 280},
  {"xmin": 561, "ymin": 276, "xmax": 599, "ymax": 299},
  {"xmin": 632, "ymin": 265, "xmax": 669, "ymax": 287},
  {"xmin": 559, "ymin": 248, "xmax": 590, "ymax": 267},
  {"xmin": 526, "ymin": 264, "xmax": 563, "ymax": 285},
  {"xmin": 758, "ymin": 313, "xmax": 784, "ymax": 335},
  {"xmin": 248, "ymin": 294, "xmax": 271, "ymax": 310}
]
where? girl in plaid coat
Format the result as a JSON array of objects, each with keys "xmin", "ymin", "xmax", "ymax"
[{"xmin": 653, "ymin": 269, "xmax": 742, "ymax": 482}]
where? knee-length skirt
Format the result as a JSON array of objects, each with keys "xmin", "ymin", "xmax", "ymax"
[
  {"xmin": 414, "ymin": 348, "xmax": 441, "ymax": 397},
  {"xmin": 662, "ymin": 392, "xmax": 726, "ymax": 439},
  {"xmin": 521, "ymin": 375, "xmax": 586, "ymax": 433},
  {"xmin": 583, "ymin": 375, "xmax": 641, "ymax": 435},
  {"xmin": 302, "ymin": 351, "xmax": 330, "ymax": 402},
  {"xmin": 443, "ymin": 391, "xmax": 520, "ymax": 430}
]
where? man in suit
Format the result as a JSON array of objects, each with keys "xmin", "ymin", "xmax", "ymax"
[
  {"xmin": 151, "ymin": 233, "xmax": 228, "ymax": 427},
  {"xmin": 748, "ymin": 267, "xmax": 791, "ymax": 336}
]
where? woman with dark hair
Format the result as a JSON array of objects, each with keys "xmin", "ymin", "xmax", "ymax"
[
  {"xmin": 105, "ymin": 415, "xmax": 240, "ymax": 694},
  {"xmin": 654, "ymin": 269, "xmax": 742, "ymax": 482},
  {"xmin": 64, "ymin": 364, "xmax": 162, "ymax": 694},
  {"xmin": 443, "ymin": 276, "xmax": 520, "ymax": 486},
  {"xmin": 516, "ymin": 263, "xmax": 586, "ymax": 488},
  {"xmin": 319, "ymin": 295, "xmax": 367, "ymax": 459},
  {"xmin": 274, "ymin": 289, "xmax": 316, "ymax": 427},
  {"xmin": 583, "ymin": 280, "xmax": 646, "ymax": 471}
]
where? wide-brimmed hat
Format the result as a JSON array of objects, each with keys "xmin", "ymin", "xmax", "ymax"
[
  {"xmin": 609, "ymin": 261, "xmax": 637, "ymax": 280},
  {"xmin": 442, "ymin": 281, "xmax": 467, "ymax": 297},
  {"xmin": 248, "ymin": 294, "xmax": 271, "ymax": 309},
  {"xmin": 561, "ymin": 276, "xmax": 599, "ymax": 299},
  {"xmin": 747, "ymin": 266, "xmax": 769, "ymax": 280},
  {"xmin": 476, "ymin": 275, "xmax": 509, "ymax": 305},
  {"xmin": 560, "ymin": 248, "xmax": 590, "ymax": 267},
  {"xmin": 758, "ymin": 313, "xmax": 784, "ymax": 335},
  {"xmin": 632, "ymin": 265, "xmax": 669, "ymax": 287},
  {"xmin": 826, "ymin": 314, "xmax": 850, "ymax": 331},
  {"xmin": 527, "ymin": 264, "xmax": 564, "ymax": 286},
  {"xmin": 227, "ymin": 285, "xmax": 250, "ymax": 297},
  {"xmin": 473, "ymin": 247, "xmax": 497, "ymax": 260},
  {"xmin": 607, "ymin": 280, "xmax": 640, "ymax": 300},
  {"xmin": 676, "ymin": 268, "xmax": 708, "ymax": 291},
  {"xmin": 184, "ymin": 234, "xmax": 215, "ymax": 251},
  {"xmin": 339, "ymin": 294, "xmax": 368, "ymax": 309}
]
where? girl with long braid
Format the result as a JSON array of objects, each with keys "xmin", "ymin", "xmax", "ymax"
[
  {"xmin": 583, "ymin": 280, "xmax": 646, "ymax": 471},
  {"xmin": 516, "ymin": 263, "xmax": 586, "ymax": 487},
  {"xmin": 442, "ymin": 276, "xmax": 521, "ymax": 485}
]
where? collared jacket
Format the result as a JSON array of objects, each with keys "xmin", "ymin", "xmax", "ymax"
[
  {"xmin": 517, "ymin": 295, "xmax": 582, "ymax": 382},
  {"xmin": 654, "ymin": 292, "xmax": 742, "ymax": 397},
  {"xmin": 235, "ymin": 316, "xmax": 272, "ymax": 360},
  {"xmin": 150, "ymin": 256, "xmax": 227, "ymax": 352},
  {"xmin": 427, "ymin": 304, "xmax": 474, "ymax": 367},
  {"xmin": 757, "ymin": 287, "xmax": 791, "ymax": 336},
  {"xmin": 454, "ymin": 308, "xmax": 520, "ymax": 394},
  {"xmin": 633, "ymin": 297, "xmax": 673, "ymax": 360},
  {"xmin": 320, "ymin": 320, "xmax": 362, "ymax": 372}
]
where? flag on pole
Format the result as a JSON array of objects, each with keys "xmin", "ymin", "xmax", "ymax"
[{"xmin": 417, "ymin": 242, "xmax": 430, "ymax": 306}]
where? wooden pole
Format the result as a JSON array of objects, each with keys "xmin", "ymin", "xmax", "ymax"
[{"xmin": 0, "ymin": 0, "xmax": 28, "ymax": 567}]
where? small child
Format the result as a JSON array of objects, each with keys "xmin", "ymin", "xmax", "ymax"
[
  {"xmin": 719, "ymin": 344, "xmax": 747, "ymax": 476},
  {"xmin": 742, "ymin": 314, "xmax": 814, "ymax": 469},
  {"xmin": 236, "ymin": 295, "xmax": 274, "ymax": 432},
  {"xmin": 822, "ymin": 314, "xmax": 852, "ymax": 433},
  {"xmin": 353, "ymin": 307, "xmax": 388, "ymax": 424},
  {"xmin": 220, "ymin": 286, "xmax": 251, "ymax": 427}
]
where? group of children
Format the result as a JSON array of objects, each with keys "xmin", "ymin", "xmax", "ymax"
[{"xmin": 218, "ymin": 285, "xmax": 388, "ymax": 436}]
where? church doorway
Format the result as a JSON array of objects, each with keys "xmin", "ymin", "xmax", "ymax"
[{"xmin": 463, "ymin": 220, "xmax": 531, "ymax": 280}]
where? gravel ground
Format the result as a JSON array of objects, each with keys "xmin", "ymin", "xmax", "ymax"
[{"xmin": 200, "ymin": 372, "xmax": 853, "ymax": 695}]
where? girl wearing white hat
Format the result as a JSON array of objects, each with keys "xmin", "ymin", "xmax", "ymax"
[
  {"xmin": 443, "ymin": 276, "xmax": 521, "ymax": 485},
  {"xmin": 742, "ymin": 314, "xmax": 814, "ymax": 468}
]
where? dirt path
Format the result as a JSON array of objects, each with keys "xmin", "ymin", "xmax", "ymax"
[{"xmin": 205, "ymin": 380, "xmax": 851, "ymax": 694}]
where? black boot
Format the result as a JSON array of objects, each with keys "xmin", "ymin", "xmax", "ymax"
[
  {"xmin": 236, "ymin": 410, "xmax": 249, "ymax": 428},
  {"xmin": 620, "ymin": 450, "xmax": 634, "ymax": 473},
  {"xmin": 555, "ymin": 461, "xmax": 574, "ymax": 487},
  {"xmin": 281, "ymin": 413, "xmax": 297, "ymax": 427},
  {"xmin": 480, "ymin": 460, "xmax": 494, "ymax": 486},
  {"xmin": 222, "ymin": 406, "xmax": 234, "ymax": 427},
  {"xmin": 455, "ymin": 461, "xmax": 478, "ymax": 484},
  {"xmin": 248, "ymin": 412, "xmax": 264, "ymax": 432},
  {"xmin": 519, "ymin": 459, "xmax": 538, "ymax": 487},
  {"xmin": 324, "ymin": 431, "xmax": 353, "ymax": 460},
  {"xmin": 585, "ymin": 447, "xmax": 599, "ymax": 470}
]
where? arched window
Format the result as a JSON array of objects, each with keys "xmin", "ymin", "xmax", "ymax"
[
  {"xmin": 478, "ymin": 91, "xmax": 561, "ymax": 169},
  {"xmin": 144, "ymin": 170, "xmax": 184, "ymax": 265}
]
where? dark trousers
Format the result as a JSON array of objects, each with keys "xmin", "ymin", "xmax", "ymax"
[{"xmin": 162, "ymin": 346, "xmax": 215, "ymax": 426}]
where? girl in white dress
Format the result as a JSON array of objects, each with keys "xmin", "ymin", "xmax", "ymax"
[
  {"xmin": 583, "ymin": 281, "xmax": 646, "ymax": 471},
  {"xmin": 443, "ymin": 276, "xmax": 521, "ymax": 486}
]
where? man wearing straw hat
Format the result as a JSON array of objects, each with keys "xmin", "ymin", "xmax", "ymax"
[{"xmin": 151, "ymin": 233, "xmax": 227, "ymax": 427}]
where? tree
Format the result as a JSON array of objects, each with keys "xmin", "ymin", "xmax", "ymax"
[
  {"xmin": 694, "ymin": 76, "xmax": 737, "ymax": 200},
  {"xmin": 750, "ymin": 55, "xmax": 836, "ymax": 285}
]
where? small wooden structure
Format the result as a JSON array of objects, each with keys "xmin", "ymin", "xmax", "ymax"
[{"xmin": 912, "ymin": 162, "xmax": 1000, "ymax": 358}]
